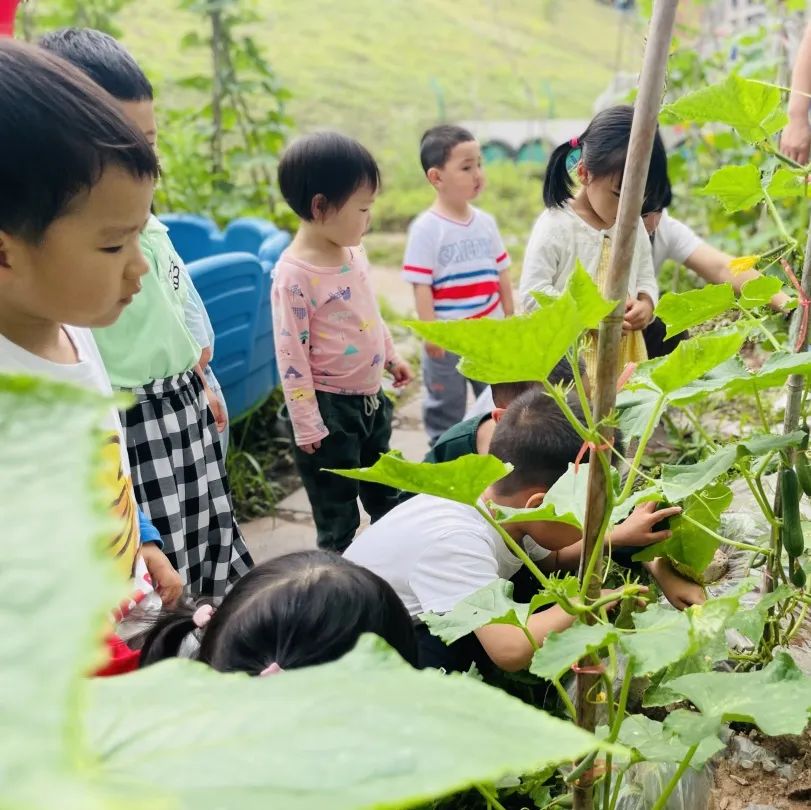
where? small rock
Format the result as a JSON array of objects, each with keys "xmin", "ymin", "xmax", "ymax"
[
  {"xmin": 740, "ymin": 758, "xmax": 755, "ymax": 769},
  {"xmin": 744, "ymin": 805, "xmax": 779, "ymax": 810},
  {"xmin": 777, "ymin": 763, "xmax": 795, "ymax": 780},
  {"xmin": 730, "ymin": 774, "xmax": 750, "ymax": 786},
  {"xmin": 719, "ymin": 798, "xmax": 730, "ymax": 810},
  {"xmin": 761, "ymin": 759, "xmax": 777, "ymax": 773}
]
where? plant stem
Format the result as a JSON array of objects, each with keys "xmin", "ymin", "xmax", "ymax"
[
  {"xmin": 763, "ymin": 188, "xmax": 795, "ymax": 247},
  {"xmin": 570, "ymin": 344, "xmax": 597, "ymax": 432},
  {"xmin": 753, "ymin": 384, "xmax": 772, "ymax": 432},
  {"xmin": 618, "ymin": 393, "xmax": 666, "ymax": 503},
  {"xmin": 649, "ymin": 745, "xmax": 698, "ymax": 810},
  {"xmin": 542, "ymin": 380, "xmax": 592, "ymax": 444},
  {"xmin": 682, "ymin": 407, "xmax": 718, "ymax": 449},
  {"xmin": 740, "ymin": 470, "xmax": 779, "ymax": 528},
  {"xmin": 554, "ymin": 679, "xmax": 578, "ymax": 721},
  {"xmin": 680, "ymin": 513, "xmax": 772, "ymax": 554},
  {"xmin": 476, "ymin": 784, "xmax": 508, "ymax": 810}
]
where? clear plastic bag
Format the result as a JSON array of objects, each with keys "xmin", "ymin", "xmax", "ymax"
[{"xmin": 600, "ymin": 761, "xmax": 714, "ymax": 810}]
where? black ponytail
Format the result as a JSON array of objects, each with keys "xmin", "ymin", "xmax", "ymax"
[
  {"xmin": 138, "ymin": 602, "xmax": 200, "ymax": 666},
  {"xmin": 543, "ymin": 140, "xmax": 580, "ymax": 208},
  {"xmin": 543, "ymin": 105, "xmax": 670, "ymax": 212}
]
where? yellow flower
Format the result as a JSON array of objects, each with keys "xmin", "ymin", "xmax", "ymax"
[{"xmin": 728, "ymin": 255, "xmax": 760, "ymax": 276}]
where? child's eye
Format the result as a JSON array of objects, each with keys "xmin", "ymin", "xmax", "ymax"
[{"xmin": 101, "ymin": 246, "xmax": 124, "ymax": 254}]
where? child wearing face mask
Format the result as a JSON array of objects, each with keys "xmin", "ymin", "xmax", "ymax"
[
  {"xmin": 519, "ymin": 105, "xmax": 668, "ymax": 381},
  {"xmin": 271, "ymin": 132, "xmax": 414, "ymax": 554}
]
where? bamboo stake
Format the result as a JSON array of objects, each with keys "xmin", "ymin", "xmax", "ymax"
[{"xmin": 572, "ymin": 3, "xmax": 679, "ymax": 808}]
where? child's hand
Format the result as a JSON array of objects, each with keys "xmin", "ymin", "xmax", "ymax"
[
  {"xmin": 298, "ymin": 440, "xmax": 322, "ymax": 455},
  {"xmin": 425, "ymin": 342, "xmax": 445, "ymax": 360},
  {"xmin": 141, "ymin": 543, "xmax": 183, "ymax": 607},
  {"xmin": 610, "ymin": 501, "xmax": 682, "ymax": 547},
  {"xmin": 199, "ymin": 346, "xmax": 213, "ymax": 370},
  {"xmin": 623, "ymin": 295, "xmax": 654, "ymax": 332},
  {"xmin": 207, "ymin": 391, "xmax": 228, "ymax": 433},
  {"xmin": 387, "ymin": 358, "xmax": 414, "ymax": 388},
  {"xmin": 647, "ymin": 557, "xmax": 706, "ymax": 610}
]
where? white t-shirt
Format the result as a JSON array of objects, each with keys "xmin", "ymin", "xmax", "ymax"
[
  {"xmin": 344, "ymin": 494, "xmax": 550, "ymax": 617},
  {"xmin": 651, "ymin": 210, "xmax": 702, "ymax": 276},
  {"xmin": 402, "ymin": 207, "xmax": 510, "ymax": 321},
  {"xmin": 0, "ymin": 326, "xmax": 140, "ymax": 573},
  {"xmin": 519, "ymin": 204, "xmax": 658, "ymax": 312}
]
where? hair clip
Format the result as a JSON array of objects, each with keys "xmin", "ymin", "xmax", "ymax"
[
  {"xmin": 569, "ymin": 137, "xmax": 580, "ymax": 149},
  {"xmin": 192, "ymin": 604, "xmax": 215, "ymax": 629},
  {"xmin": 259, "ymin": 662, "xmax": 284, "ymax": 677}
]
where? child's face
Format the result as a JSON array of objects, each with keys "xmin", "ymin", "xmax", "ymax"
[
  {"xmin": 320, "ymin": 184, "xmax": 376, "ymax": 248},
  {"xmin": 0, "ymin": 165, "xmax": 153, "ymax": 328},
  {"xmin": 578, "ymin": 166, "xmax": 622, "ymax": 228},
  {"xmin": 430, "ymin": 140, "xmax": 484, "ymax": 203},
  {"xmin": 119, "ymin": 99, "xmax": 158, "ymax": 150}
]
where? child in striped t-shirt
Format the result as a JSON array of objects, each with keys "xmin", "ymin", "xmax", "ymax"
[{"xmin": 402, "ymin": 125, "xmax": 514, "ymax": 445}]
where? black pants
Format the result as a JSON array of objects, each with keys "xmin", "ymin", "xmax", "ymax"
[
  {"xmin": 288, "ymin": 389, "xmax": 400, "ymax": 553},
  {"xmin": 643, "ymin": 316, "xmax": 688, "ymax": 359}
]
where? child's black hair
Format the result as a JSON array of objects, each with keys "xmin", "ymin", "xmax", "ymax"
[
  {"xmin": 490, "ymin": 356, "xmax": 587, "ymax": 409},
  {"xmin": 0, "ymin": 39, "xmax": 157, "ymax": 243},
  {"xmin": 278, "ymin": 131, "xmax": 381, "ymax": 221},
  {"xmin": 543, "ymin": 105, "xmax": 670, "ymax": 213},
  {"xmin": 140, "ymin": 550, "xmax": 419, "ymax": 672},
  {"xmin": 641, "ymin": 172, "xmax": 673, "ymax": 216},
  {"xmin": 39, "ymin": 27, "xmax": 153, "ymax": 102},
  {"xmin": 419, "ymin": 124, "xmax": 476, "ymax": 173},
  {"xmin": 489, "ymin": 389, "xmax": 586, "ymax": 495}
]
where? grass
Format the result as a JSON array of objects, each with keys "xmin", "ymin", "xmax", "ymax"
[{"xmin": 119, "ymin": 0, "xmax": 643, "ymax": 176}]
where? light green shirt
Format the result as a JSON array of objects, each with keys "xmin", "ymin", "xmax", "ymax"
[{"xmin": 93, "ymin": 215, "xmax": 202, "ymax": 389}]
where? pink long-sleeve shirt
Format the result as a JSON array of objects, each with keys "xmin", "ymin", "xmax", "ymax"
[{"xmin": 272, "ymin": 245, "xmax": 399, "ymax": 445}]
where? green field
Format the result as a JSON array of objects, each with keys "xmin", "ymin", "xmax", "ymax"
[{"xmin": 120, "ymin": 0, "xmax": 643, "ymax": 165}]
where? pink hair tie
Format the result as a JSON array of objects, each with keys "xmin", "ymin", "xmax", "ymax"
[
  {"xmin": 260, "ymin": 662, "xmax": 284, "ymax": 677},
  {"xmin": 192, "ymin": 604, "xmax": 215, "ymax": 629},
  {"xmin": 569, "ymin": 137, "xmax": 580, "ymax": 148}
]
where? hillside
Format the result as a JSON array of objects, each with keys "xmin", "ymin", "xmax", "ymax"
[{"xmin": 120, "ymin": 0, "xmax": 644, "ymax": 161}]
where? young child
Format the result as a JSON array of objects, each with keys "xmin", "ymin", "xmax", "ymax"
[
  {"xmin": 272, "ymin": 132, "xmax": 414, "ymax": 553},
  {"xmin": 140, "ymin": 550, "xmax": 419, "ymax": 672},
  {"xmin": 0, "ymin": 40, "xmax": 181, "ymax": 604},
  {"xmin": 403, "ymin": 125, "xmax": 515, "ymax": 445},
  {"xmin": 519, "ymin": 106, "xmax": 668, "ymax": 382},
  {"xmin": 426, "ymin": 357, "xmax": 586, "ymax": 464},
  {"xmin": 345, "ymin": 389, "xmax": 699, "ymax": 673},
  {"xmin": 40, "ymin": 29, "xmax": 251, "ymax": 598}
]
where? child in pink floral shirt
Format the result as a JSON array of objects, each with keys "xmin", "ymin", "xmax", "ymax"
[{"xmin": 272, "ymin": 132, "xmax": 413, "ymax": 552}]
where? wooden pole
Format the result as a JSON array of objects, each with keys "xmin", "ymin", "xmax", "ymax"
[{"xmin": 572, "ymin": 2, "xmax": 679, "ymax": 808}]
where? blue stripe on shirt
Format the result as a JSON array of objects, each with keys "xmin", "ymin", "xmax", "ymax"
[
  {"xmin": 432, "ymin": 268, "xmax": 499, "ymax": 286},
  {"xmin": 434, "ymin": 294, "xmax": 499, "ymax": 312}
]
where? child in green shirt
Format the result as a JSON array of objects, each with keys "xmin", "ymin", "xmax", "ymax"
[{"xmin": 40, "ymin": 29, "xmax": 252, "ymax": 598}]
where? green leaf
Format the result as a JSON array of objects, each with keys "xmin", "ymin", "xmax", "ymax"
[
  {"xmin": 660, "ymin": 431, "xmax": 805, "ymax": 502},
  {"xmin": 619, "ymin": 604, "xmax": 690, "ymax": 676},
  {"xmin": 420, "ymin": 580, "xmax": 531, "ymax": 644},
  {"xmin": 405, "ymin": 263, "xmax": 615, "ymax": 383},
  {"xmin": 648, "ymin": 328, "xmax": 747, "ymax": 395},
  {"xmin": 634, "ymin": 483, "xmax": 733, "ymax": 577},
  {"xmin": 661, "ymin": 74, "xmax": 787, "ymax": 142},
  {"xmin": 667, "ymin": 652, "xmax": 811, "ymax": 736},
  {"xmin": 739, "ymin": 275, "xmax": 784, "ymax": 309},
  {"xmin": 489, "ymin": 500, "xmax": 582, "ymax": 529},
  {"xmin": 614, "ymin": 714, "xmax": 723, "ymax": 769},
  {"xmin": 654, "ymin": 284, "xmax": 736, "ymax": 339},
  {"xmin": 530, "ymin": 622, "xmax": 619, "ymax": 681},
  {"xmin": 616, "ymin": 388, "xmax": 666, "ymax": 440},
  {"xmin": 541, "ymin": 463, "xmax": 593, "ymax": 528},
  {"xmin": 327, "ymin": 450, "xmax": 509, "ymax": 506},
  {"xmin": 767, "ymin": 166, "xmax": 810, "ymax": 201},
  {"xmin": 0, "ymin": 375, "xmax": 125, "ymax": 777},
  {"xmin": 698, "ymin": 164, "xmax": 764, "ymax": 212},
  {"xmin": 88, "ymin": 638, "xmax": 609, "ymax": 810},
  {"xmin": 727, "ymin": 586, "xmax": 794, "ymax": 646},
  {"xmin": 663, "ymin": 709, "xmax": 722, "ymax": 748}
]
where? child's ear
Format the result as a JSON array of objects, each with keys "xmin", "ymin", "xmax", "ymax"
[
  {"xmin": 0, "ymin": 232, "xmax": 14, "ymax": 271},
  {"xmin": 426, "ymin": 167, "xmax": 441, "ymax": 188},
  {"xmin": 310, "ymin": 193, "xmax": 329, "ymax": 222},
  {"xmin": 576, "ymin": 162, "xmax": 589, "ymax": 184},
  {"xmin": 491, "ymin": 407, "xmax": 506, "ymax": 423},
  {"xmin": 524, "ymin": 490, "xmax": 546, "ymax": 510}
]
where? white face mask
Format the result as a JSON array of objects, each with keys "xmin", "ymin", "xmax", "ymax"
[{"xmin": 522, "ymin": 535, "xmax": 552, "ymax": 560}]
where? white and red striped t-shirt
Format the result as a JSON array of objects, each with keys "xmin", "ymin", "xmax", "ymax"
[{"xmin": 402, "ymin": 208, "xmax": 510, "ymax": 321}]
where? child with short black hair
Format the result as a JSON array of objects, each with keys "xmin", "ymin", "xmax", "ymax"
[
  {"xmin": 272, "ymin": 132, "xmax": 414, "ymax": 553},
  {"xmin": 520, "ymin": 105, "xmax": 667, "ymax": 382},
  {"xmin": 140, "ymin": 550, "xmax": 419, "ymax": 672},
  {"xmin": 404, "ymin": 125, "xmax": 515, "ymax": 446},
  {"xmin": 0, "ymin": 38, "xmax": 179, "ymax": 602},
  {"xmin": 40, "ymin": 28, "xmax": 250, "ymax": 598},
  {"xmin": 346, "ymin": 389, "xmax": 699, "ymax": 673},
  {"xmin": 426, "ymin": 356, "xmax": 587, "ymax": 464}
]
